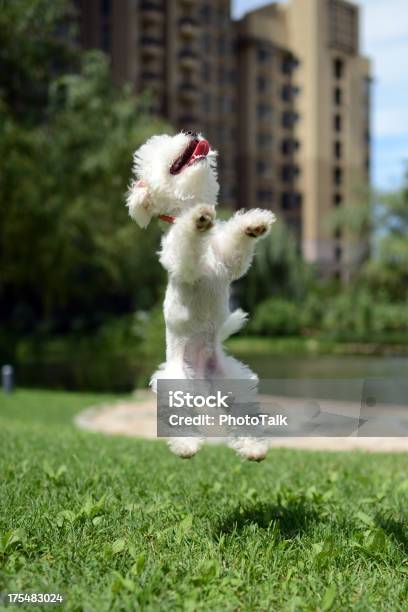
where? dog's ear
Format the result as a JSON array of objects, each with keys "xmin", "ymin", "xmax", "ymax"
[{"xmin": 126, "ymin": 180, "xmax": 153, "ymax": 228}]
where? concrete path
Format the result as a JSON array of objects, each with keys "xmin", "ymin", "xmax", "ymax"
[{"xmin": 75, "ymin": 390, "xmax": 408, "ymax": 453}]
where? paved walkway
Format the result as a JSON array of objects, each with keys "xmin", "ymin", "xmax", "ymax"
[{"xmin": 74, "ymin": 391, "xmax": 408, "ymax": 453}]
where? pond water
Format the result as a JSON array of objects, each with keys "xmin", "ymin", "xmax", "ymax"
[
  {"xmin": 241, "ymin": 354, "xmax": 408, "ymax": 404},
  {"xmin": 242, "ymin": 354, "xmax": 408, "ymax": 380}
]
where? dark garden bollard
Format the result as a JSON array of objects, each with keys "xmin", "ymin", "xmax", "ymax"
[{"xmin": 2, "ymin": 365, "xmax": 14, "ymax": 393}]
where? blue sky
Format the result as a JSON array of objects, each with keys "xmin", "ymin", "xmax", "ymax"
[{"xmin": 233, "ymin": 0, "xmax": 408, "ymax": 191}]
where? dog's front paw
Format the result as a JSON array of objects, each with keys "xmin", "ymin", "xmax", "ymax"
[
  {"xmin": 244, "ymin": 210, "xmax": 276, "ymax": 238},
  {"xmin": 194, "ymin": 205, "xmax": 215, "ymax": 232},
  {"xmin": 245, "ymin": 224, "xmax": 269, "ymax": 238}
]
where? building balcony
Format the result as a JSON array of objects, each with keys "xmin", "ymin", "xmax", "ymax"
[
  {"xmin": 140, "ymin": 36, "xmax": 164, "ymax": 58},
  {"xmin": 178, "ymin": 49, "xmax": 199, "ymax": 71},
  {"xmin": 178, "ymin": 82, "xmax": 199, "ymax": 102},
  {"xmin": 140, "ymin": 2, "xmax": 164, "ymax": 25},
  {"xmin": 178, "ymin": 115, "xmax": 198, "ymax": 127},
  {"xmin": 178, "ymin": 17, "xmax": 198, "ymax": 39},
  {"xmin": 140, "ymin": 71, "xmax": 164, "ymax": 91}
]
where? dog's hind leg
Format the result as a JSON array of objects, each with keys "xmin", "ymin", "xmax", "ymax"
[
  {"xmin": 168, "ymin": 437, "xmax": 204, "ymax": 459},
  {"xmin": 228, "ymin": 437, "xmax": 270, "ymax": 462}
]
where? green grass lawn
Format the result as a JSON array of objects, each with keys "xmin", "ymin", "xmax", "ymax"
[{"xmin": 1, "ymin": 390, "xmax": 408, "ymax": 611}]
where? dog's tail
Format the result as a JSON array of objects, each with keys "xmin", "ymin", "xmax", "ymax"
[{"xmin": 219, "ymin": 308, "xmax": 248, "ymax": 342}]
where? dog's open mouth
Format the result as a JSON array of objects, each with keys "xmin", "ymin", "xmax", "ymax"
[{"xmin": 170, "ymin": 138, "xmax": 210, "ymax": 175}]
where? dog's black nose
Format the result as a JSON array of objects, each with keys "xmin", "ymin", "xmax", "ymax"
[{"xmin": 185, "ymin": 130, "xmax": 197, "ymax": 138}]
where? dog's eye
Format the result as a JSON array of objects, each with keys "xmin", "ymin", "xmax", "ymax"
[{"xmin": 185, "ymin": 130, "xmax": 197, "ymax": 137}]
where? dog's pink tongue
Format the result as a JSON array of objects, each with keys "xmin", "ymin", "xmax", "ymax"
[{"xmin": 194, "ymin": 139, "xmax": 209, "ymax": 157}]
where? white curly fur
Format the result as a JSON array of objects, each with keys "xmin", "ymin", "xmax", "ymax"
[{"xmin": 127, "ymin": 132, "xmax": 276, "ymax": 461}]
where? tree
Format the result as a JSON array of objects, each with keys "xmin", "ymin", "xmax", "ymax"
[
  {"xmin": 0, "ymin": 0, "xmax": 78, "ymax": 125},
  {"xmin": 361, "ymin": 172, "xmax": 408, "ymax": 299},
  {"xmin": 328, "ymin": 173, "xmax": 408, "ymax": 299},
  {"xmin": 235, "ymin": 220, "xmax": 316, "ymax": 312},
  {"xmin": 0, "ymin": 50, "xmax": 170, "ymax": 332}
]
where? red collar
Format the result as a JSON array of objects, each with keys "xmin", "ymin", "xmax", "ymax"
[{"xmin": 158, "ymin": 214, "xmax": 176, "ymax": 224}]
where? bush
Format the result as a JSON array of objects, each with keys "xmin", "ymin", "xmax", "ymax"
[
  {"xmin": 300, "ymin": 294, "xmax": 325, "ymax": 331},
  {"xmin": 322, "ymin": 291, "xmax": 408, "ymax": 341},
  {"xmin": 249, "ymin": 298, "xmax": 303, "ymax": 336},
  {"xmin": 9, "ymin": 316, "xmax": 142, "ymax": 392},
  {"xmin": 1, "ymin": 305, "xmax": 169, "ymax": 392},
  {"xmin": 133, "ymin": 306, "xmax": 166, "ymax": 386},
  {"xmin": 246, "ymin": 292, "xmax": 408, "ymax": 342}
]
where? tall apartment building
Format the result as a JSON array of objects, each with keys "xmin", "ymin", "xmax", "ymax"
[
  {"xmin": 77, "ymin": 0, "xmax": 237, "ymax": 207},
  {"xmin": 236, "ymin": 0, "xmax": 371, "ymax": 276},
  {"xmin": 77, "ymin": 0, "xmax": 371, "ymax": 276}
]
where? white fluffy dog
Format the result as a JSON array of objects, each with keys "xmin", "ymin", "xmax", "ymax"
[{"xmin": 127, "ymin": 131, "xmax": 275, "ymax": 461}]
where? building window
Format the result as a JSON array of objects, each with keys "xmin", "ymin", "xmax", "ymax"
[
  {"xmin": 256, "ymin": 160, "xmax": 267, "ymax": 176},
  {"xmin": 201, "ymin": 4, "xmax": 211, "ymax": 22},
  {"xmin": 141, "ymin": 1, "xmax": 163, "ymax": 11},
  {"xmin": 334, "ymin": 114, "xmax": 342, "ymax": 131},
  {"xmin": 365, "ymin": 157, "xmax": 370, "ymax": 173},
  {"xmin": 257, "ymin": 76, "xmax": 268, "ymax": 92},
  {"xmin": 101, "ymin": 23, "xmax": 111, "ymax": 53},
  {"xmin": 219, "ymin": 95, "xmax": 229, "ymax": 113},
  {"xmin": 334, "ymin": 193, "xmax": 342, "ymax": 206},
  {"xmin": 282, "ymin": 111, "xmax": 299, "ymax": 128},
  {"xmin": 281, "ymin": 84, "xmax": 291, "ymax": 101},
  {"xmin": 281, "ymin": 53, "xmax": 298, "ymax": 74},
  {"xmin": 257, "ymin": 47, "xmax": 273, "ymax": 63},
  {"xmin": 364, "ymin": 129, "xmax": 370, "ymax": 144},
  {"xmin": 334, "ymin": 140, "xmax": 342, "ymax": 159},
  {"xmin": 257, "ymin": 104, "xmax": 273, "ymax": 121},
  {"xmin": 100, "ymin": 0, "xmax": 111, "ymax": 17},
  {"xmin": 202, "ymin": 33, "xmax": 212, "ymax": 53},
  {"xmin": 334, "ymin": 87, "xmax": 342, "ymax": 105},
  {"xmin": 329, "ymin": 1, "xmax": 358, "ymax": 54},
  {"xmin": 333, "ymin": 167, "xmax": 342, "ymax": 186},
  {"xmin": 218, "ymin": 65, "xmax": 226, "ymax": 83},
  {"xmin": 203, "ymin": 93, "xmax": 212, "ymax": 113},
  {"xmin": 218, "ymin": 37, "xmax": 226, "ymax": 55},
  {"xmin": 257, "ymin": 189, "xmax": 274, "ymax": 203},
  {"xmin": 281, "ymin": 165, "xmax": 300, "ymax": 182},
  {"xmin": 217, "ymin": 5, "xmax": 229, "ymax": 26},
  {"xmin": 281, "ymin": 192, "xmax": 291, "ymax": 210},
  {"xmin": 202, "ymin": 61, "xmax": 211, "ymax": 81},
  {"xmin": 281, "ymin": 84, "xmax": 299, "ymax": 102},
  {"xmin": 281, "ymin": 139, "xmax": 300, "ymax": 155},
  {"xmin": 257, "ymin": 133, "xmax": 273, "ymax": 147},
  {"xmin": 334, "ymin": 57, "xmax": 344, "ymax": 79},
  {"xmin": 334, "ymin": 245, "xmax": 342, "ymax": 261},
  {"xmin": 281, "ymin": 192, "xmax": 302, "ymax": 210}
]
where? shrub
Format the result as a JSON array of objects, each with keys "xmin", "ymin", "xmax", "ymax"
[
  {"xmin": 133, "ymin": 306, "xmax": 166, "ymax": 386},
  {"xmin": 11, "ymin": 316, "xmax": 142, "ymax": 392},
  {"xmin": 250, "ymin": 298, "xmax": 302, "ymax": 336},
  {"xmin": 322, "ymin": 292, "xmax": 408, "ymax": 341},
  {"xmin": 300, "ymin": 294, "xmax": 325, "ymax": 331}
]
